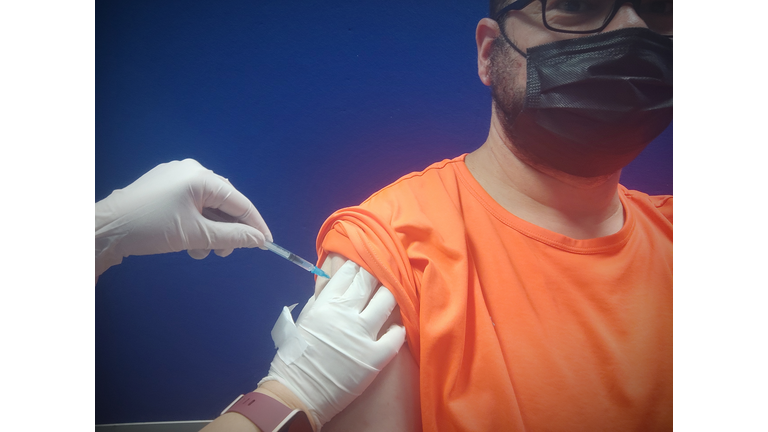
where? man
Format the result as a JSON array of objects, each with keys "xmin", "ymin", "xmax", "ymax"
[
  {"xmin": 309, "ymin": 0, "xmax": 673, "ymax": 430},
  {"xmin": 199, "ymin": 1, "xmax": 672, "ymax": 430}
]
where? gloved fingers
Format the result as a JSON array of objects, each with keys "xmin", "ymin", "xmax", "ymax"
[
  {"xmin": 234, "ymin": 203, "xmax": 273, "ymax": 243},
  {"xmin": 339, "ymin": 266, "xmax": 378, "ymax": 310},
  {"xmin": 214, "ymin": 248, "xmax": 234, "ymax": 257},
  {"xmin": 371, "ymin": 324, "xmax": 407, "ymax": 368},
  {"xmin": 178, "ymin": 158, "xmax": 205, "ymax": 169},
  {"xmin": 202, "ymin": 208, "xmax": 269, "ymax": 253},
  {"xmin": 359, "ymin": 286, "xmax": 398, "ymax": 334},
  {"xmin": 200, "ymin": 174, "xmax": 273, "ymax": 243},
  {"xmin": 201, "ymin": 207, "xmax": 238, "ymax": 223},
  {"xmin": 138, "ymin": 160, "xmax": 194, "ymax": 184},
  {"xmin": 199, "ymin": 217, "xmax": 268, "ymax": 251},
  {"xmin": 139, "ymin": 159, "xmax": 205, "ymax": 193},
  {"xmin": 316, "ymin": 260, "xmax": 359, "ymax": 304},
  {"xmin": 199, "ymin": 208, "xmax": 242, "ymax": 255},
  {"xmin": 188, "ymin": 249, "xmax": 212, "ymax": 260},
  {"xmin": 213, "ymin": 172, "xmax": 232, "ymax": 185}
]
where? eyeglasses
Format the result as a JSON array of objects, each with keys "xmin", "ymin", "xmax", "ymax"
[{"xmin": 495, "ymin": 0, "xmax": 672, "ymax": 35}]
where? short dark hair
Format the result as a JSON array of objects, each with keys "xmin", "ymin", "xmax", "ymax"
[{"xmin": 490, "ymin": 0, "xmax": 509, "ymax": 18}]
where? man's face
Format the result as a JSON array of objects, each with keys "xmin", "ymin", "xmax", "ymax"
[
  {"xmin": 487, "ymin": 1, "xmax": 672, "ymax": 178},
  {"xmin": 490, "ymin": 0, "xmax": 673, "ymax": 120},
  {"xmin": 489, "ymin": 2, "xmax": 584, "ymax": 121},
  {"xmin": 489, "ymin": 36, "xmax": 525, "ymax": 135},
  {"xmin": 489, "ymin": 2, "xmax": 593, "ymax": 140}
]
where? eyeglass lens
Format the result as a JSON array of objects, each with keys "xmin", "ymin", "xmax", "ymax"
[{"xmin": 541, "ymin": 0, "xmax": 672, "ymax": 34}]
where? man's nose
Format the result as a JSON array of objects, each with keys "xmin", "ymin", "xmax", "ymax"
[{"xmin": 602, "ymin": 2, "xmax": 649, "ymax": 32}]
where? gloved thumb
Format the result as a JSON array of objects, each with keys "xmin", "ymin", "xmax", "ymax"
[
  {"xmin": 372, "ymin": 324, "xmax": 407, "ymax": 368},
  {"xmin": 296, "ymin": 294, "xmax": 317, "ymax": 323}
]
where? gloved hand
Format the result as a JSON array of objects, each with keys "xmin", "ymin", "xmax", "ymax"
[
  {"xmin": 260, "ymin": 261, "xmax": 406, "ymax": 428},
  {"xmin": 95, "ymin": 159, "xmax": 272, "ymax": 279}
]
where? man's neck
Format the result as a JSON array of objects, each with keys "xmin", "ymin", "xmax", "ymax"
[{"xmin": 465, "ymin": 120, "xmax": 625, "ymax": 240}]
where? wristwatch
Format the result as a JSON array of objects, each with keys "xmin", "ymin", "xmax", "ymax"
[{"xmin": 222, "ymin": 392, "xmax": 313, "ymax": 432}]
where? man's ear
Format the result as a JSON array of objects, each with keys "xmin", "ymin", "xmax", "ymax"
[{"xmin": 476, "ymin": 18, "xmax": 500, "ymax": 87}]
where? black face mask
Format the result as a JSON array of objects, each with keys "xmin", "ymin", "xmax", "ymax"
[{"xmin": 499, "ymin": 27, "xmax": 672, "ymax": 178}]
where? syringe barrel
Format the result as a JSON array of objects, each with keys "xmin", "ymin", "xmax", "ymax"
[{"xmin": 264, "ymin": 241, "xmax": 291, "ymax": 259}]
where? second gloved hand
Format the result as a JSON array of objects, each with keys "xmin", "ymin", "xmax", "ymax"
[
  {"xmin": 95, "ymin": 159, "xmax": 272, "ymax": 278},
  {"xmin": 260, "ymin": 261, "xmax": 406, "ymax": 428}
]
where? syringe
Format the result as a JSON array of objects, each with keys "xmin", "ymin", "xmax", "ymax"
[{"xmin": 264, "ymin": 241, "xmax": 330, "ymax": 279}]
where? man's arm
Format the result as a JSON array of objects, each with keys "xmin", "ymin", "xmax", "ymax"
[
  {"xmin": 318, "ymin": 253, "xmax": 422, "ymax": 432},
  {"xmin": 203, "ymin": 258, "xmax": 406, "ymax": 432}
]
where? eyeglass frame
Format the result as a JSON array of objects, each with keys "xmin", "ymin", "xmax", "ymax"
[{"xmin": 494, "ymin": 0, "xmax": 671, "ymax": 35}]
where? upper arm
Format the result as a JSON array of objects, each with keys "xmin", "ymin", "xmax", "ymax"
[{"xmin": 315, "ymin": 253, "xmax": 422, "ymax": 432}]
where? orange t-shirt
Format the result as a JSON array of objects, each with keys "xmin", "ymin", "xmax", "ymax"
[{"xmin": 316, "ymin": 154, "xmax": 673, "ymax": 431}]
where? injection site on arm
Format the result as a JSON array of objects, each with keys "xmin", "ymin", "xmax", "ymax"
[{"xmin": 313, "ymin": 253, "xmax": 421, "ymax": 432}]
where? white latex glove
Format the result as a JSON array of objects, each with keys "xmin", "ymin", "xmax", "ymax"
[
  {"xmin": 260, "ymin": 261, "xmax": 406, "ymax": 428},
  {"xmin": 95, "ymin": 159, "xmax": 272, "ymax": 279}
]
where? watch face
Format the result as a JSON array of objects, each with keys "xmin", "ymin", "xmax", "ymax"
[{"xmin": 283, "ymin": 410, "xmax": 313, "ymax": 432}]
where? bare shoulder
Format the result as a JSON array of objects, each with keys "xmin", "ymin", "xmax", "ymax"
[{"xmin": 316, "ymin": 253, "xmax": 422, "ymax": 432}]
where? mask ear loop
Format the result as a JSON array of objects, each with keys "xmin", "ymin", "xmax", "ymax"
[{"xmin": 496, "ymin": 18, "xmax": 529, "ymax": 58}]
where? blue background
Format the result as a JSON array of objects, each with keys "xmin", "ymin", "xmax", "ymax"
[{"xmin": 95, "ymin": 0, "xmax": 672, "ymax": 424}]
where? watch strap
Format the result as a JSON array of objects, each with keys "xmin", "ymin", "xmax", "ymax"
[{"xmin": 222, "ymin": 391, "xmax": 310, "ymax": 432}]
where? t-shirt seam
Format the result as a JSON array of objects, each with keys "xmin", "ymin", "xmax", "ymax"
[
  {"xmin": 453, "ymin": 162, "xmax": 633, "ymax": 255},
  {"xmin": 654, "ymin": 195, "xmax": 673, "ymax": 208},
  {"xmin": 360, "ymin": 157, "xmax": 464, "ymax": 207}
]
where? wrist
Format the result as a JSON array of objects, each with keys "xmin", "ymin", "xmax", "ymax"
[
  {"xmin": 257, "ymin": 380, "xmax": 320, "ymax": 432},
  {"xmin": 95, "ymin": 236, "xmax": 124, "ymax": 280},
  {"xmin": 95, "ymin": 199, "xmax": 129, "ymax": 278}
]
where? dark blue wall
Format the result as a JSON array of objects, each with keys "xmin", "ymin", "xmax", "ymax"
[{"xmin": 95, "ymin": 0, "xmax": 672, "ymax": 424}]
